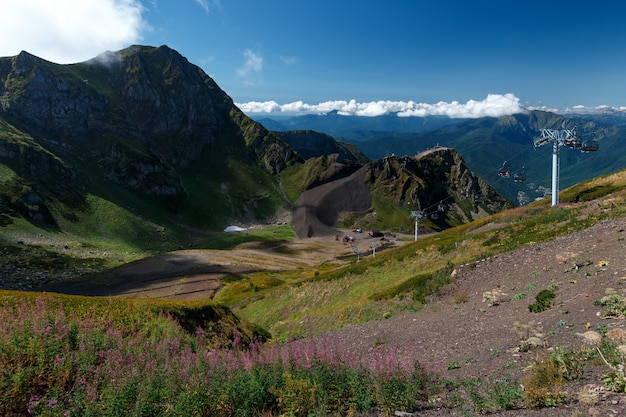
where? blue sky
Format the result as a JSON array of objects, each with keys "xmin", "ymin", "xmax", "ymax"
[{"xmin": 2, "ymin": 1, "xmax": 626, "ymax": 117}]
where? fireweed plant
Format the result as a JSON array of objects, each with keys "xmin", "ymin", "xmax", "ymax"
[{"xmin": 0, "ymin": 296, "xmax": 441, "ymax": 416}]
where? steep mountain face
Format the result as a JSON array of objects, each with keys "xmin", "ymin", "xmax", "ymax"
[
  {"xmin": 3, "ymin": 48, "xmax": 218, "ymax": 162},
  {"xmin": 366, "ymin": 147, "xmax": 507, "ymax": 214},
  {"xmin": 0, "ymin": 45, "xmax": 511, "ymax": 248},
  {"xmin": 0, "ymin": 45, "xmax": 302, "ymax": 228},
  {"xmin": 292, "ymin": 147, "xmax": 511, "ymax": 237}
]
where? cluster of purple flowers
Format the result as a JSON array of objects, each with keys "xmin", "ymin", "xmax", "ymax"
[{"xmin": 1, "ymin": 296, "xmax": 437, "ymax": 416}]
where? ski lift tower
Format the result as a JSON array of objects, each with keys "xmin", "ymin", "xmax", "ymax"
[
  {"xmin": 533, "ymin": 127, "xmax": 598, "ymax": 206},
  {"xmin": 409, "ymin": 211, "xmax": 425, "ymax": 241}
]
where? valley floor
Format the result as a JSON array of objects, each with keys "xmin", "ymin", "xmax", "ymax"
[{"xmin": 34, "ymin": 228, "xmax": 409, "ymax": 299}]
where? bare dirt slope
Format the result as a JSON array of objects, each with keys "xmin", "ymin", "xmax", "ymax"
[
  {"xmin": 37, "ymin": 231, "xmax": 397, "ymax": 299},
  {"xmin": 292, "ymin": 166, "xmax": 371, "ymax": 238},
  {"xmin": 323, "ymin": 216, "xmax": 626, "ymax": 416}
]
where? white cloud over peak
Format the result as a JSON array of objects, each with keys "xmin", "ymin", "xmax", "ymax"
[
  {"xmin": 0, "ymin": 0, "xmax": 145, "ymax": 64},
  {"xmin": 237, "ymin": 49, "xmax": 263, "ymax": 77},
  {"xmin": 236, "ymin": 94, "xmax": 525, "ymax": 118}
]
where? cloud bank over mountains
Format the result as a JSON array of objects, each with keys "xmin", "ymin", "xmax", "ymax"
[
  {"xmin": 237, "ymin": 94, "xmax": 626, "ymax": 118},
  {"xmin": 237, "ymin": 94, "xmax": 526, "ymax": 118}
]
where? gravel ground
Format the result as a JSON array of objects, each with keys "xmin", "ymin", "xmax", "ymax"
[{"xmin": 318, "ymin": 217, "xmax": 626, "ymax": 416}]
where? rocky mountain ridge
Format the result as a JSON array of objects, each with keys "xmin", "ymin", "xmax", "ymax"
[
  {"xmin": 0, "ymin": 45, "xmax": 307, "ymax": 228},
  {"xmin": 293, "ymin": 147, "xmax": 510, "ymax": 237},
  {"xmin": 0, "ymin": 45, "xmax": 509, "ymax": 243}
]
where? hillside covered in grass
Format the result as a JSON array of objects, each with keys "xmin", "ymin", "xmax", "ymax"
[
  {"xmin": 219, "ymin": 168, "xmax": 626, "ymax": 341},
  {"xmin": 2, "ymin": 168, "xmax": 626, "ymax": 416}
]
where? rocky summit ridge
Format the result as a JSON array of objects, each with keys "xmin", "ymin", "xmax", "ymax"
[
  {"xmin": 0, "ymin": 45, "xmax": 304, "ymax": 227},
  {"xmin": 0, "ymin": 45, "xmax": 509, "ymax": 239}
]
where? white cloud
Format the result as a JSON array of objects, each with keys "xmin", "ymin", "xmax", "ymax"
[
  {"xmin": 195, "ymin": 0, "xmax": 210, "ymax": 13},
  {"xmin": 279, "ymin": 55, "xmax": 298, "ymax": 65},
  {"xmin": 236, "ymin": 94, "xmax": 525, "ymax": 118},
  {"xmin": 194, "ymin": 0, "xmax": 222, "ymax": 14},
  {"xmin": 237, "ymin": 49, "xmax": 263, "ymax": 77},
  {"xmin": 0, "ymin": 0, "xmax": 145, "ymax": 64}
]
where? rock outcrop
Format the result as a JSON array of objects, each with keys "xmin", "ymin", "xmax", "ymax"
[{"xmin": 292, "ymin": 147, "xmax": 511, "ymax": 237}]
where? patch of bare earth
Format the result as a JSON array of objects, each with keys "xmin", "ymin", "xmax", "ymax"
[{"xmin": 37, "ymin": 232, "xmax": 403, "ymax": 299}]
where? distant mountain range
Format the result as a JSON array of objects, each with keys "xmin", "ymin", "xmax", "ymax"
[{"xmin": 256, "ymin": 111, "xmax": 626, "ymax": 203}]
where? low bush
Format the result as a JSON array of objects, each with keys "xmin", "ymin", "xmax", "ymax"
[
  {"xmin": 521, "ymin": 354, "xmax": 568, "ymax": 408},
  {"xmin": 528, "ymin": 288, "xmax": 556, "ymax": 313}
]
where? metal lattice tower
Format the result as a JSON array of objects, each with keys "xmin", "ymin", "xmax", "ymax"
[{"xmin": 533, "ymin": 127, "xmax": 598, "ymax": 206}]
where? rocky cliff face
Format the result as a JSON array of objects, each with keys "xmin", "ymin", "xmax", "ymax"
[
  {"xmin": 367, "ymin": 147, "xmax": 505, "ymax": 210},
  {"xmin": 0, "ymin": 46, "xmax": 300, "ymax": 190},
  {"xmin": 229, "ymin": 108, "xmax": 303, "ymax": 174},
  {"xmin": 291, "ymin": 147, "xmax": 511, "ymax": 237},
  {"xmin": 0, "ymin": 45, "xmax": 302, "ymax": 227},
  {"xmin": 0, "ymin": 45, "xmax": 511, "ymax": 235},
  {"xmin": 1, "ymin": 47, "xmax": 227, "ymax": 157}
]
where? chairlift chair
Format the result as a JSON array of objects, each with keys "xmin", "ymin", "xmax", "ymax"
[
  {"xmin": 581, "ymin": 139, "xmax": 599, "ymax": 152},
  {"xmin": 564, "ymin": 135, "xmax": 582, "ymax": 150},
  {"xmin": 513, "ymin": 168, "xmax": 526, "ymax": 182},
  {"xmin": 498, "ymin": 161, "xmax": 511, "ymax": 178}
]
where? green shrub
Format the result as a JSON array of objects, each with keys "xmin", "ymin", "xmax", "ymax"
[
  {"xmin": 528, "ymin": 289, "xmax": 556, "ymax": 313},
  {"xmin": 275, "ymin": 371, "xmax": 318, "ymax": 417},
  {"xmin": 521, "ymin": 354, "xmax": 567, "ymax": 408}
]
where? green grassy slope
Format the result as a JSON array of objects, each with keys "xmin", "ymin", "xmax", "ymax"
[{"xmin": 219, "ymin": 168, "xmax": 626, "ymax": 341}]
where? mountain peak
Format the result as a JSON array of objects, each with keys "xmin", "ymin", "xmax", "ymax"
[
  {"xmin": 12, "ymin": 50, "xmax": 52, "ymax": 74},
  {"xmin": 0, "ymin": 45, "xmax": 308, "ymax": 229}
]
